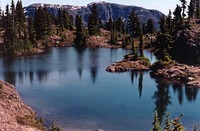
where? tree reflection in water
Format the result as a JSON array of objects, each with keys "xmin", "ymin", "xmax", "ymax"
[
  {"xmin": 75, "ymin": 47, "xmax": 86, "ymax": 80},
  {"xmin": 150, "ymin": 72, "xmax": 199, "ymax": 124},
  {"xmin": 89, "ymin": 48, "xmax": 99, "ymax": 84},
  {"xmin": 152, "ymin": 78, "xmax": 172, "ymax": 123},
  {"xmin": 130, "ymin": 71, "xmax": 144, "ymax": 98}
]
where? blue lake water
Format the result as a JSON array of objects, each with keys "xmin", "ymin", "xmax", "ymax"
[{"xmin": 0, "ymin": 47, "xmax": 199, "ymax": 130}]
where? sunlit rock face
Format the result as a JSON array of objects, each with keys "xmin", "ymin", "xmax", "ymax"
[{"xmin": 25, "ymin": 2, "xmax": 163, "ymax": 30}]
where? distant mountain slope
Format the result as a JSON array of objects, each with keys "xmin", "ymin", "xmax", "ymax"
[{"xmin": 25, "ymin": 2, "xmax": 164, "ymax": 30}]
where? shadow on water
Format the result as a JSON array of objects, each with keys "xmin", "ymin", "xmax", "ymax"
[
  {"xmin": 130, "ymin": 71, "xmax": 145, "ymax": 98},
  {"xmin": 150, "ymin": 72, "xmax": 199, "ymax": 124},
  {"xmin": 89, "ymin": 48, "xmax": 99, "ymax": 84},
  {"xmin": 2, "ymin": 57, "xmax": 16, "ymax": 85},
  {"xmin": 75, "ymin": 48, "xmax": 86, "ymax": 80},
  {"xmin": 1, "ymin": 47, "xmax": 200, "ymax": 130},
  {"xmin": 151, "ymin": 76, "xmax": 172, "ymax": 123}
]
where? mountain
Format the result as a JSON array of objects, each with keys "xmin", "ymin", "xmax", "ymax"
[{"xmin": 25, "ymin": 2, "xmax": 164, "ymax": 30}]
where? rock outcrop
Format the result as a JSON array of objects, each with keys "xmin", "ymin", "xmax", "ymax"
[
  {"xmin": 152, "ymin": 63, "xmax": 200, "ymax": 88},
  {"xmin": 25, "ymin": 2, "xmax": 163, "ymax": 30},
  {"xmin": 0, "ymin": 80, "xmax": 43, "ymax": 131},
  {"xmin": 106, "ymin": 55, "xmax": 151, "ymax": 72}
]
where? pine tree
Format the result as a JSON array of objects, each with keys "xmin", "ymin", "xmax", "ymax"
[
  {"xmin": 15, "ymin": 0, "xmax": 27, "ymax": 51},
  {"xmin": 164, "ymin": 113, "xmax": 171, "ymax": 131},
  {"xmin": 128, "ymin": 10, "xmax": 141, "ymax": 38},
  {"xmin": 180, "ymin": 0, "xmax": 187, "ymax": 18},
  {"xmin": 132, "ymin": 37, "xmax": 135, "ymax": 55},
  {"xmin": 172, "ymin": 114, "xmax": 184, "ymax": 131},
  {"xmin": 110, "ymin": 20, "xmax": 118, "ymax": 45},
  {"xmin": 88, "ymin": 4, "xmax": 100, "ymax": 36},
  {"xmin": 196, "ymin": 0, "xmax": 200, "ymax": 18},
  {"xmin": 57, "ymin": 9, "xmax": 64, "ymax": 31},
  {"xmin": 3, "ymin": 5, "xmax": 15, "ymax": 53},
  {"xmin": 166, "ymin": 10, "xmax": 172, "ymax": 33},
  {"xmin": 139, "ymin": 34, "xmax": 144, "ymax": 57},
  {"xmin": 74, "ymin": 15, "xmax": 86, "ymax": 47},
  {"xmin": 106, "ymin": 17, "xmax": 113, "ymax": 31},
  {"xmin": 152, "ymin": 112, "xmax": 162, "ymax": 131},
  {"xmin": 0, "ymin": 7, "xmax": 2, "ymax": 29},
  {"xmin": 28, "ymin": 17, "xmax": 36, "ymax": 47},
  {"xmin": 146, "ymin": 19, "xmax": 155, "ymax": 34},
  {"xmin": 142, "ymin": 23, "xmax": 147, "ymax": 35},
  {"xmin": 69, "ymin": 15, "xmax": 74, "ymax": 30},
  {"xmin": 173, "ymin": 5, "xmax": 182, "ymax": 28},
  {"xmin": 158, "ymin": 15, "xmax": 167, "ymax": 34},
  {"xmin": 188, "ymin": 0, "xmax": 195, "ymax": 18},
  {"xmin": 62, "ymin": 9, "xmax": 70, "ymax": 29},
  {"xmin": 116, "ymin": 17, "xmax": 124, "ymax": 34},
  {"xmin": 34, "ymin": 6, "xmax": 52, "ymax": 39},
  {"xmin": 43, "ymin": 6, "xmax": 52, "ymax": 36}
]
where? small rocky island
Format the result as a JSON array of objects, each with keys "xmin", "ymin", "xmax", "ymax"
[
  {"xmin": 106, "ymin": 54, "xmax": 151, "ymax": 72},
  {"xmin": 0, "ymin": 80, "xmax": 44, "ymax": 131}
]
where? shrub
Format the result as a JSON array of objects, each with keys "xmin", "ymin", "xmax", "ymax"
[{"xmin": 152, "ymin": 112, "xmax": 184, "ymax": 131}]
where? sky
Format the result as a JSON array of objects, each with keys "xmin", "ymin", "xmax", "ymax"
[{"xmin": 0, "ymin": 0, "xmax": 190, "ymax": 15}]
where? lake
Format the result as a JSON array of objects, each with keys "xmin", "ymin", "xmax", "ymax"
[{"xmin": 0, "ymin": 47, "xmax": 199, "ymax": 130}]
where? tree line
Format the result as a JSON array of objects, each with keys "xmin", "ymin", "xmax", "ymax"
[
  {"xmin": 0, "ymin": 0, "xmax": 157, "ymax": 55},
  {"xmin": 1, "ymin": 0, "xmax": 198, "ymax": 61},
  {"xmin": 153, "ymin": 0, "xmax": 200, "ymax": 64}
]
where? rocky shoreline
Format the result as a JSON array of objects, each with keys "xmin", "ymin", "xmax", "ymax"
[
  {"xmin": 106, "ymin": 55, "xmax": 200, "ymax": 88},
  {"xmin": 0, "ymin": 80, "xmax": 44, "ymax": 131},
  {"xmin": 106, "ymin": 54, "xmax": 151, "ymax": 72},
  {"xmin": 151, "ymin": 63, "xmax": 200, "ymax": 88}
]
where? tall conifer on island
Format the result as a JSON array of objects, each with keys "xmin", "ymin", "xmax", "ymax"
[
  {"xmin": 146, "ymin": 19, "xmax": 155, "ymax": 34},
  {"xmin": 139, "ymin": 34, "xmax": 144, "ymax": 57},
  {"xmin": 128, "ymin": 10, "xmax": 141, "ymax": 38},
  {"xmin": 159, "ymin": 15, "xmax": 168, "ymax": 34}
]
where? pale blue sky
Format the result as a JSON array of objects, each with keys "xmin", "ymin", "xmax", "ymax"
[{"xmin": 1, "ymin": 0, "xmax": 189, "ymax": 15}]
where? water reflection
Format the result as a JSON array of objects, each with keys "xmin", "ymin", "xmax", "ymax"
[
  {"xmin": 152, "ymin": 78, "xmax": 172, "ymax": 123},
  {"xmin": 185, "ymin": 86, "xmax": 198, "ymax": 102},
  {"xmin": 75, "ymin": 48, "xmax": 86, "ymax": 80},
  {"xmin": 0, "ymin": 47, "xmax": 199, "ymax": 130},
  {"xmin": 138, "ymin": 72, "xmax": 144, "ymax": 98},
  {"xmin": 130, "ymin": 71, "xmax": 144, "ymax": 98},
  {"xmin": 29, "ymin": 71, "xmax": 34, "ymax": 85},
  {"xmin": 150, "ymin": 72, "xmax": 199, "ymax": 124},
  {"xmin": 89, "ymin": 48, "xmax": 99, "ymax": 84},
  {"xmin": 3, "ymin": 72, "xmax": 16, "ymax": 86},
  {"xmin": 36, "ymin": 70, "xmax": 48, "ymax": 83}
]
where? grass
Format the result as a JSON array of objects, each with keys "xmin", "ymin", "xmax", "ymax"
[{"xmin": 16, "ymin": 115, "xmax": 46, "ymax": 130}]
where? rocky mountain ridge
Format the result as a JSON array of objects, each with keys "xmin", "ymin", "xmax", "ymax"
[{"xmin": 25, "ymin": 1, "xmax": 164, "ymax": 29}]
